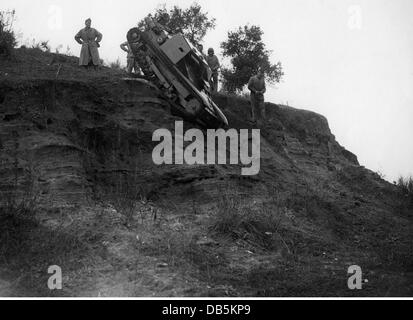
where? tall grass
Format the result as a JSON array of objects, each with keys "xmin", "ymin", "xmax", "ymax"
[
  {"xmin": 108, "ymin": 58, "xmax": 123, "ymax": 71},
  {"xmin": 209, "ymin": 194, "xmax": 286, "ymax": 251},
  {"xmin": 397, "ymin": 176, "xmax": 413, "ymax": 196},
  {"xmin": 397, "ymin": 176, "xmax": 413, "ymax": 211}
]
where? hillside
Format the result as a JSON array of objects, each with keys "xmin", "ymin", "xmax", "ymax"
[{"xmin": 0, "ymin": 48, "xmax": 412, "ymax": 297}]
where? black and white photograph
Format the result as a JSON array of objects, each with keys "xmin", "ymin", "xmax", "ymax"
[{"xmin": 0, "ymin": 0, "xmax": 412, "ymax": 303}]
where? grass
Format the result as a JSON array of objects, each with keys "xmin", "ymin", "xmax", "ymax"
[
  {"xmin": 395, "ymin": 175, "xmax": 413, "ymax": 215},
  {"xmin": 108, "ymin": 58, "xmax": 124, "ymax": 71},
  {"xmin": 2, "ymin": 177, "xmax": 411, "ymax": 296},
  {"xmin": 0, "ymin": 201, "xmax": 106, "ymax": 296},
  {"xmin": 31, "ymin": 40, "xmax": 51, "ymax": 52},
  {"xmin": 137, "ymin": 223, "xmax": 231, "ymax": 288},
  {"xmin": 0, "ymin": 192, "xmax": 40, "ymax": 262},
  {"xmin": 1, "ymin": 39, "xmax": 412, "ymax": 296},
  {"xmin": 209, "ymin": 193, "xmax": 293, "ymax": 252},
  {"xmin": 0, "ymin": 190, "xmax": 98, "ymax": 296},
  {"xmin": 0, "ymin": 191, "xmax": 38, "ymax": 221},
  {"xmin": 397, "ymin": 176, "xmax": 413, "ymax": 197},
  {"xmin": 99, "ymin": 170, "xmax": 156, "ymax": 224}
]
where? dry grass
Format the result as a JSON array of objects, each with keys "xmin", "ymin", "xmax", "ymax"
[
  {"xmin": 209, "ymin": 194, "xmax": 289, "ymax": 252},
  {"xmin": 397, "ymin": 176, "xmax": 413, "ymax": 197},
  {"xmin": 396, "ymin": 175, "xmax": 413, "ymax": 214},
  {"xmin": 0, "ymin": 204, "xmax": 93, "ymax": 296},
  {"xmin": 108, "ymin": 58, "xmax": 123, "ymax": 71}
]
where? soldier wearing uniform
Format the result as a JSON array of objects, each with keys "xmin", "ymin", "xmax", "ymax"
[
  {"xmin": 248, "ymin": 70, "xmax": 266, "ymax": 125},
  {"xmin": 120, "ymin": 40, "xmax": 140, "ymax": 74},
  {"xmin": 206, "ymin": 48, "xmax": 220, "ymax": 93},
  {"xmin": 75, "ymin": 18, "xmax": 102, "ymax": 69}
]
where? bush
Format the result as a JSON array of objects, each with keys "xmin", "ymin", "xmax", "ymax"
[
  {"xmin": 29, "ymin": 39, "xmax": 51, "ymax": 52},
  {"xmin": 108, "ymin": 58, "xmax": 123, "ymax": 71},
  {"xmin": 395, "ymin": 176, "xmax": 413, "ymax": 215},
  {"xmin": 0, "ymin": 10, "xmax": 17, "ymax": 57},
  {"xmin": 397, "ymin": 176, "xmax": 413, "ymax": 195}
]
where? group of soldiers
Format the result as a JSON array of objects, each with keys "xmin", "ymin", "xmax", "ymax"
[{"xmin": 74, "ymin": 18, "xmax": 266, "ymax": 125}]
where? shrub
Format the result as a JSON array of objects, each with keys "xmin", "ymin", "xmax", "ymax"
[
  {"xmin": 108, "ymin": 58, "xmax": 123, "ymax": 71},
  {"xmin": 0, "ymin": 10, "xmax": 17, "ymax": 57},
  {"xmin": 397, "ymin": 176, "xmax": 413, "ymax": 196},
  {"xmin": 30, "ymin": 40, "xmax": 51, "ymax": 52},
  {"xmin": 65, "ymin": 45, "xmax": 73, "ymax": 56},
  {"xmin": 392, "ymin": 176, "xmax": 413, "ymax": 218},
  {"xmin": 397, "ymin": 176, "xmax": 413, "ymax": 209}
]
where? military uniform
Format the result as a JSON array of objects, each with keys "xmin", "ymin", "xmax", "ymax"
[
  {"xmin": 248, "ymin": 75, "xmax": 266, "ymax": 123},
  {"xmin": 206, "ymin": 54, "xmax": 220, "ymax": 93},
  {"xmin": 121, "ymin": 41, "xmax": 140, "ymax": 74},
  {"xmin": 75, "ymin": 27, "xmax": 102, "ymax": 66}
]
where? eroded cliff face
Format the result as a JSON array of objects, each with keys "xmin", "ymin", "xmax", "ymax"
[
  {"xmin": 0, "ymin": 49, "xmax": 411, "ymax": 297},
  {"xmin": 0, "ymin": 74, "xmax": 360, "ymax": 207}
]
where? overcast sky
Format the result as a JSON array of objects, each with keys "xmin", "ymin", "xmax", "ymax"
[{"xmin": 2, "ymin": 0, "xmax": 413, "ymax": 182}]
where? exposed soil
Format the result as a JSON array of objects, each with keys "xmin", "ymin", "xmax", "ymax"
[{"xmin": 0, "ymin": 48, "xmax": 412, "ymax": 297}]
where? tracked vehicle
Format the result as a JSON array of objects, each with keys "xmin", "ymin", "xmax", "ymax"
[{"xmin": 126, "ymin": 18, "xmax": 228, "ymax": 129}]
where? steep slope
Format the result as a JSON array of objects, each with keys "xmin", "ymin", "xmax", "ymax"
[{"xmin": 0, "ymin": 48, "xmax": 412, "ymax": 297}]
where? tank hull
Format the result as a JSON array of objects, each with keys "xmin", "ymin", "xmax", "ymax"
[{"xmin": 127, "ymin": 23, "xmax": 228, "ymax": 129}]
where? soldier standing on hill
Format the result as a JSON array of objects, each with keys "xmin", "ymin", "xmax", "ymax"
[
  {"xmin": 75, "ymin": 18, "xmax": 102, "ymax": 69},
  {"xmin": 248, "ymin": 69, "xmax": 266, "ymax": 125},
  {"xmin": 120, "ymin": 41, "xmax": 140, "ymax": 74},
  {"xmin": 206, "ymin": 48, "xmax": 220, "ymax": 93}
]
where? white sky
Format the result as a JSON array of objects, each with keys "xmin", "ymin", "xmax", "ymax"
[{"xmin": 2, "ymin": 0, "xmax": 413, "ymax": 182}]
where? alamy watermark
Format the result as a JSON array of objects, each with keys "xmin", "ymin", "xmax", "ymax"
[
  {"xmin": 347, "ymin": 265, "xmax": 368, "ymax": 290},
  {"xmin": 47, "ymin": 5, "xmax": 63, "ymax": 30},
  {"xmin": 152, "ymin": 121, "xmax": 261, "ymax": 176},
  {"xmin": 47, "ymin": 265, "xmax": 62, "ymax": 290},
  {"xmin": 348, "ymin": 5, "xmax": 363, "ymax": 30}
]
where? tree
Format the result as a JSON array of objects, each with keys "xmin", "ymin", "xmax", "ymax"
[
  {"xmin": 220, "ymin": 25, "xmax": 283, "ymax": 93},
  {"xmin": 138, "ymin": 2, "xmax": 216, "ymax": 45},
  {"xmin": 0, "ymin": 9, "xmax": 17, "ymax": 57}
]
